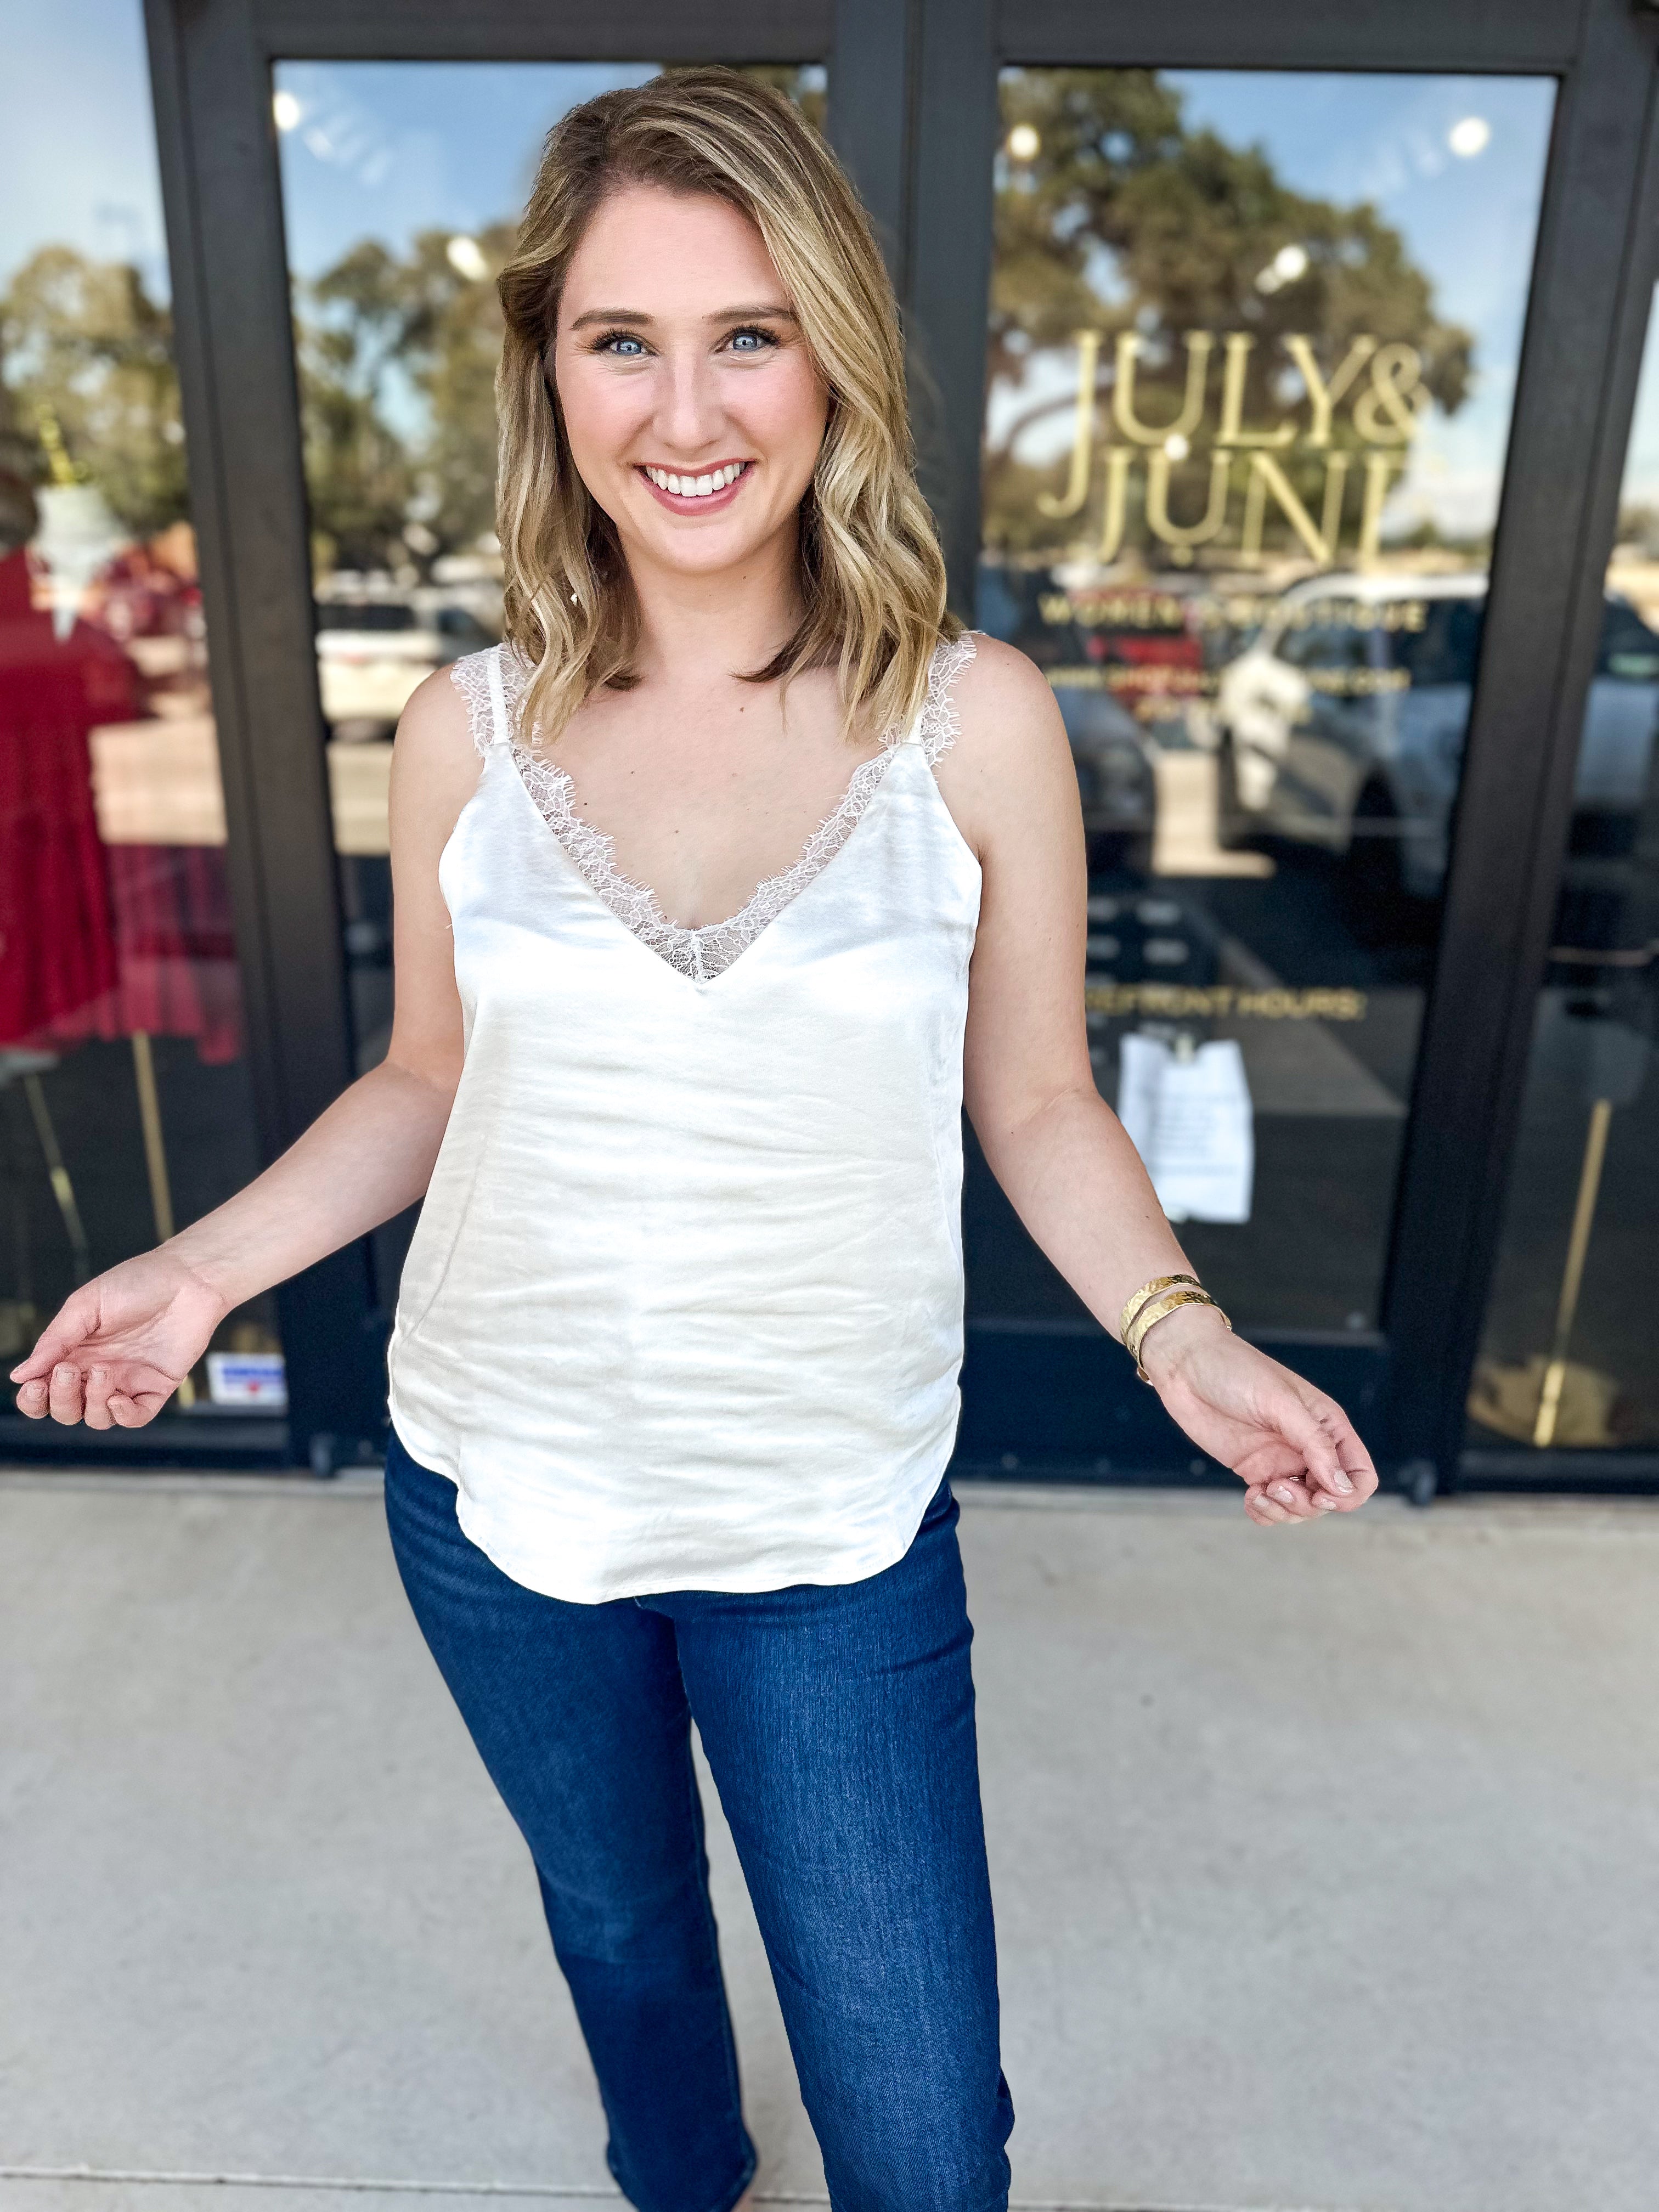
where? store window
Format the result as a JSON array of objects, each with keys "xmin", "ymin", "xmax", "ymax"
[
  {"xmin": 1469, "ymin": 294, "xmax": 1659, "ymax": 1454},
  {"xmin": 272, "ymin": 60, "xmax": 827, "ymax": 1296},
  {"xmin": 0, "ymin": 0, "xmax": 283, "ymax": 1423},
  {"xmin": 976, "ymin": 68, "xmax": 1554, "ymax": 1336}
]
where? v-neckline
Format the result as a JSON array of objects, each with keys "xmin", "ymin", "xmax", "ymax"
[
  {"xmin": 508, "ymin": 734, "xmax": 905, "ymax": 985},
  {"xmin": 480, "ymin": 634, "xmax": 974, "ymax": 985}
]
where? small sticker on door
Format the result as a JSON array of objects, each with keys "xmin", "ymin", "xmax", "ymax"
[{"xmin": 206, "ymin": 1352, "xmax": 288, "ymax": 1408}]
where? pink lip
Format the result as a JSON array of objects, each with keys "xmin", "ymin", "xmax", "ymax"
[{"xmin": 636, "ymin": 462, "xmax": 752, "ymax": 515}]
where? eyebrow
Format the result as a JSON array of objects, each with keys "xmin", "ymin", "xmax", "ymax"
[{"xmin": 566, "ymin": 302, "xmax": 798, "ymax": 332}]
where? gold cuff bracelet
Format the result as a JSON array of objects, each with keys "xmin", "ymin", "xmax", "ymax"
[
  {"xmin": 1122, "ymin": 1284, "xmax": 1232, "ymax": 1383},
  {"xmin": 1118, "ymin": 1272, "xmax": 1200, "ymax": 1344}
]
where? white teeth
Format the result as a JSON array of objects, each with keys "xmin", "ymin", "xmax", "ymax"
[{"xmin": 645, "ymin": 463, "xmax": 746, "ymax": 498}]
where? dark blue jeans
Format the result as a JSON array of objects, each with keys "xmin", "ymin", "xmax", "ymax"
[{"xmin": 383, "ymin": 1431, "xmax": 1013, "ymax": 2212}]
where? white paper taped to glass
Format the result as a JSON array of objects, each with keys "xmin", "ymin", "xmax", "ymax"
[{"xmin": 1117, "ymin": 1034, "xmax": 1254, "ymax": 1224}]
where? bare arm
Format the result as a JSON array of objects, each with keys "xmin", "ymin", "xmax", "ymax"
[
  {"xmin": 10, "ymin": 670, "xmax": 483, "ymax": 1429},
  {"xmin": 936, "ymin": 640, "xmax": 1376, "ymax": 1526}
]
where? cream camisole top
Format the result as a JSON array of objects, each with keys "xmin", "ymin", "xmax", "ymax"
[{"xmin": 385, "ymin": 634, "xmax": 981, "ymax": 1602}]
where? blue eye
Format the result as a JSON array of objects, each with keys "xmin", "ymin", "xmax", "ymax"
[
  {"xmin": 595, "ymin": 332, "xmax": 646, "ymax": 357},
  {"xmin": 728, "ymin": 327, "xmax": 778, "ymax": 353}
]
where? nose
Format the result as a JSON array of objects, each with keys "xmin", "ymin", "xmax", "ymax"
[{"xmin": 656, "ymin": 343, "xmax": 725, "ymax": 460}]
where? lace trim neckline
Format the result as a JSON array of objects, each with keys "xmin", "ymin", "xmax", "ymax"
[{"xmin": 452, "ymin": 633, "xmax": 975, "ymax": 984}]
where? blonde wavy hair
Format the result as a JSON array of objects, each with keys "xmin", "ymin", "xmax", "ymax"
[{"xmin": 494, "ymin": 67, "xmax": 957, "ymax": 745}]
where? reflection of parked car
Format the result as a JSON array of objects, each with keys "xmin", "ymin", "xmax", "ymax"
[
  {"xmin": 1213, "ymin": 573, "xmax": 1659, "ymax": 900},
  {"xmin": 1054, "ymin": 682, "xmax": 1158, "ymax": 872},
  {"xmin": 315, "ymin": 596, "xmax": 498, "ymax": 733},
  {"xmin": 977, "ymin": 559, "xmax": 1157, "ymax": 872}
]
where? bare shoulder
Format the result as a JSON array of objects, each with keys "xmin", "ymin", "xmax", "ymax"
[
  {"xmin": 388, "ymin": 660, "xmax": 489, "ymax": 856},
  {"xmin": 953, "ymin": 631, "xmax": 1060, "ymax": 716},
  {"xmin": 933, "ymin": 632, "xmax": 1076, "ymax": 859},
  {"xmin": 395, "ymin": 659, "xmax": 483, "ymax": 768}
]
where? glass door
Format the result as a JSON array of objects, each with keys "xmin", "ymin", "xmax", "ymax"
[{"xmin": 962, "ymin": 66, "xmax": 1556, "ymax": 1469}]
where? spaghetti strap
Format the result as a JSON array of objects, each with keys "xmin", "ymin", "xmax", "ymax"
[
  {"xmin": 909, "ymin": 631, "xmax": 977, "ymax": 769},
  {"xmin": 449, "ymin": 645, "xmax": 507, "ymax": 757}
]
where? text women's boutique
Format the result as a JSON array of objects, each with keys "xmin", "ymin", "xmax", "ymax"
[{"xmin": 3, "ymin": 0, "xmax": 1657, "ymax": 1492}]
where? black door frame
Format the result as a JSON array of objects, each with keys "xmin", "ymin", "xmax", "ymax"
[{"xmin": 138, "ymin": 0, "xmax": 1659, "ymax": 1488}]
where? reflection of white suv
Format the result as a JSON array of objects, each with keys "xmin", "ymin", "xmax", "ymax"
[
  {"xmin": 1214, "ymin": 573, "xmax": 1659, "ymax": 899},
  {"xmin": 315, "ymin": 597, "xmax": 497, "ymax": 735}
]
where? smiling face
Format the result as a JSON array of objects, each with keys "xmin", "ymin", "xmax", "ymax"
[{"xmin": 552, "ymin": 183, "xmax": 831, "ymax": 588}]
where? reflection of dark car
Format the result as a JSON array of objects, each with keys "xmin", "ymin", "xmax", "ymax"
[
  {"xmin": 1055, "ymin": 682, "xmax": 1159, "ymax": 872},
  {"xmin": 977, "ymin": 560, "xmax": 1157, "ymax": 872},
  {"xmin": 1214, "ymin": 573, "xmax": 1659, "ymax": 899}
]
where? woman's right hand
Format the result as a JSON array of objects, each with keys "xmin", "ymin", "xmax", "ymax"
[{"xmin": 9, "ymin": 1250, "xmax": 230, "ymax": 1428}]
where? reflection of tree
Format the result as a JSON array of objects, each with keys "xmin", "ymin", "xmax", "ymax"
[
  {"xmin": 298, "ymin": 219, "xmax": 512, "ymax": 575},
  {"xmin": 0, "ymin": 234, "xmax": 499, "ymax": 581},
  {"xmin": 989, "ymin": 71, "xmax": 1476, "ymax": 557},
  {"xmin": 1, "ymin": 246, "xmax": 188, "ymax": 538}
]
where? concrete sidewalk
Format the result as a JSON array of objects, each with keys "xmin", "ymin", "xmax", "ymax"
[{"xmin": 2, "ymin": 1472, "xmax": 1656, "ymax": 2212}]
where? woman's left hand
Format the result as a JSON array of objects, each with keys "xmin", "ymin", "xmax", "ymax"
[{"xmin": 1138, "ymin": 1305, "xmax": 1379, "ymax": 1526}]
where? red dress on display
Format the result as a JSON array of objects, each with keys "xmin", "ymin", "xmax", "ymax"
[
  {"xmin": 0, "ymin": 545, "xmax": 244, "ymax": 1065},
  {"xmin": 0, "ymin": 546, "xmax": 128, "ymax": 1045}
]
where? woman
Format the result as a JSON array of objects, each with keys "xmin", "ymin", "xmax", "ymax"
[{"xmin": 12, "ymin": 71, "xmax": 1376, "ymax": 2212}]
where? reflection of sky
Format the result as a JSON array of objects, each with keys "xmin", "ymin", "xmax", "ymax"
[
  {"xmin": 0, "ymin": 0, "xmax": 171, "ymax": 299},
  {"xmin": 272, "ymin": 63, "xmax": 670, "ymax": 445},
  {"xmin": 274, "ymin": 62, "xmax": 662, "ymax": 279},
  {"xmin": 994, "ymin": 69, "xmax": 1556, "ymax": 543},
  {"xmin": 1170, "ymin": 72, "xmax": 1554, "ymax": 540}
]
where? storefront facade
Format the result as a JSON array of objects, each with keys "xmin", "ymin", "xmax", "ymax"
[{"xmin": 3, "ymin": 0, "xmax": 1657, "ymax": 1489}]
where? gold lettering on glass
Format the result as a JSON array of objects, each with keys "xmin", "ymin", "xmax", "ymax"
[
  {"xmin": 1036, "ymin": 330, "xmax": 1102, "ymax": 517},
  {"xmin": 1357, "ymin": 453, "xmax": 1410, "ymax": 563},
  {"xmin": 1029, "ymin": 328, "xmax": 1432, "ymax": 566},
  {"xmin": 1352, "ymin": 344, "xmax": 1427, "ymax": 444},
  {"xmin": 1096, "ymin": 445, "xmax": 1133, "ymax": 562},
  {"xmin": 1112, "ymin": 331, "xmax": 1215, "ymax": 446},
  {"xmin": 1083, "ymin": 983, "xmax": 1369, "ymax": 1022},
  {"xmin": 1144, "ymin": 449, "xmax": 1232, "ymax": 563},
  {"xmin": 1282, "ymin": 334, "xmax": 1377, "ymax": 447},
  {"xmin": 1319, "ymin": 452, "xmax": 1352, "ymax": 556},
  {"xmin": 1240, "ymin": 454, "xmax": 1343, "ymax": 565},
  {"xmin": 1217, "ymin": 334, "xmax": 1296, "ymax": 448}
]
